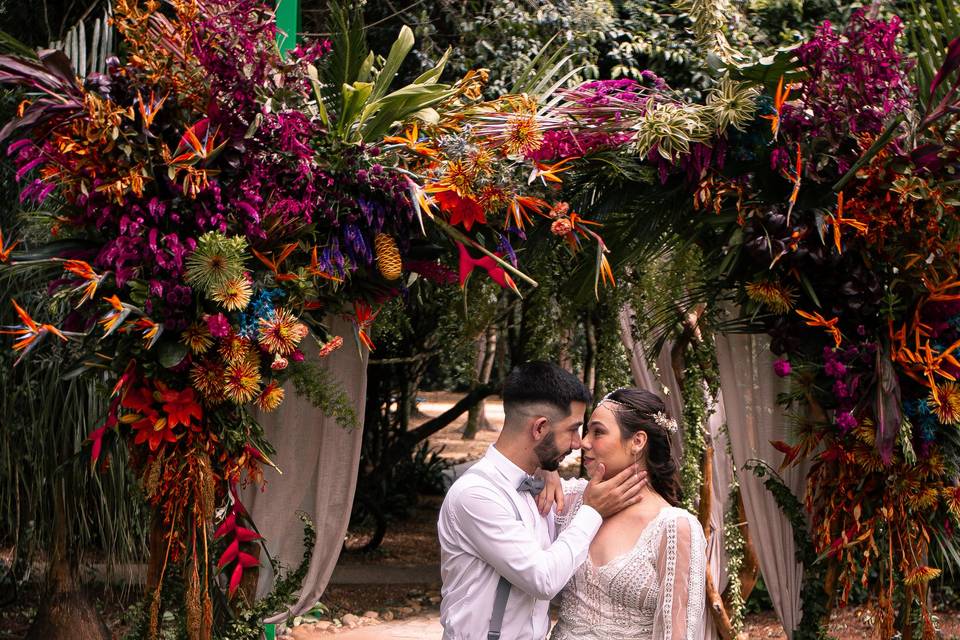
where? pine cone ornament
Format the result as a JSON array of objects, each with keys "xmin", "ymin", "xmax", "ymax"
[{"xmin": 375, "ymin": 233, "xmax": 402, "ymax": 280}]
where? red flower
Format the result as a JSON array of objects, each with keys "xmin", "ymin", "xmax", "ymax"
[
  {"xmin": 434, "ymin": 189, "xmax": 486, "ymax": 231},
  {"xmin": 158, "ymin": 384, "xmax": 203, "ymax": 429},
  {"xmin": 131, "ymin": 412, "xmax": 179, "ymax": 451}
]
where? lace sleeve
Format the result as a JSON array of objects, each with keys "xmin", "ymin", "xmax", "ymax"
[
  {"xmin": 651, "ymin": 512, "xmax": 707, "ymax": 640},
  {"xmin": 554, "ymin": 477, "xmax": 588, "ymax": 532}
]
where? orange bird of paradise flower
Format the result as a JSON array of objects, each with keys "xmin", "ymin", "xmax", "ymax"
[
  {"xmin": 785, "ymin": 143, "xmax": 802, "ymax": 225},
  {"xmin": 0, "ymin": 228, "xmax": 18, "ymax": 263},
  {"xmin": 383, "ymin": 123, "xmax": 436, "ymax": 157},
  {"xmin": 895, "ymin": 337, "xmax": 960, "ymax": 403},
  {"xmin": 352, "ymin": 301, "xmax": 380, "ymax": 351},
  {"xmin": 796, "ymin": 309, "xmax": 843, "ymax": 348},
  {"xmin": 528, "ymin": 158, "xmax": 576, "ymax": 186},
  {"xmin": 63, "ymin": 260, "xmax": 106, "ymax": 307},
  {"xmin": 127, "ymin": 317, "xmax": 163, "ymax": 349},
  {"xmin": 507, "ymin": 195, "xmax": 548, "ymax": 230},
  {"xmin": 762, "ymin": 76, "xmax": 791, "ymax": 140},
  {"xmin": 253, "ymin": 243, "xmax": 299, "ymax": 282},
  {"xmin": 825, "ymin": 191, "xmax": 869, "ymax": 254},
  {"xmin": 136, "ymin": 89, "xmax": 169, "ymax": 130},
  {"xmin": 99, "ymin": 295, "xmax": 135, "ymax": 337},
  {"xmin": 0, "ymin": 299, "xmax": 68, "ymax": 365}
]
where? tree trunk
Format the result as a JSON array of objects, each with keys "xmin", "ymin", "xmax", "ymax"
[
  {"xmin": 26, "ymin": 480, "xmax": 110, "ymax": 640},
  {"xmin": 463, "ymin": 328, "xmax": 497, "ymax": 439}
]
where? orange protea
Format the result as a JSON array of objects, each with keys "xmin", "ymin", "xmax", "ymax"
[
  {"xmin": 929, "ymin": 382, "xmax": 960, "ymax": 425},
  {"xmin": 223, "ymin": 358, "xmax": 261, "ymax": 404},
  {"xmin": 746, "ymin": 280, "xmax": 797, "ymax": 314},
  {"xmin": 181, "ymin": 322, "xmax": 213, "ymax": 354},
  {"xmin": 503, "ymin": 114, "xmax": 543, "ymax": 156},
  {"xmin": 318, "ymin": 335, "xmax": 344, "ymax": 358},
  {"xmin": 190, "ymin": 359, "xmax": 226, "ymax": 401},
  {"xmin": 211, "ymin": 276, "xmax": 252, "ymax": 311},
  {"xmin": 551, "ymin": 218, "xmax": 573, "ymax": 236},
  {"xmin": 257, "ymin": 308, "xmax": 305, "ymax": 355},
  {"xmin": 548, "ymin": 202, "xmax": 570, "ymax": 219},
  {"xmin": 218, "ymin": 333, "xmax": 252, "ymax": 364},
  {"xmin": 254, "ymin": 381, "xmax": 285, "ymax": 412}
]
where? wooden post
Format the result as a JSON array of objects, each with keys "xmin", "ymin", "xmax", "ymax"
[{"xmin": 275, "ymin": 0, "xmax": 299, "ymax": 56}]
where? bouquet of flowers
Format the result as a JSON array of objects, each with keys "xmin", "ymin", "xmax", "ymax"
[
  {"xmin": 0, "ymin": 0, "xmax": 612, "ymax": 629},
  {"xmin": 636, "ymin": 11, "xmax": 960, "ymax": 635}
]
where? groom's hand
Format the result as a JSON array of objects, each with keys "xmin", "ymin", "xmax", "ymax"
[{"xmin": 581, "ymin": 464, "xmax": 647, "ymax": 518}]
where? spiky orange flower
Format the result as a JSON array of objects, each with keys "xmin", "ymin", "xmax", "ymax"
[
  {"xmin": 181, "ymin": 322, "xmax": 213, "ymax": 354},
  {"xmin": 219, "ymin": 334, "xmax": 252, "ymax": 364},
  {"xmin": 258, "ymin": 308, "xmax": 306, "ymax": 355},
  {"xmin": 746, "ymin": 280, "xmax": 797, "ymax": 314},
  {"xmin": 254, "ymin": 381, "xmax": 285, "ymax": 412},
  {"xmin": 503, "ymin": 114, "xmax": 543, "ymax": 156},
  {"xmin": 904, "ymin": 565, "xmax": 941, "ymax": 586},
  {"xmin": 190, "ymin": 359, "xmax": 226, "ymax": 401},
  {"xmin": 223, "ymin": 358, "xmax": 261, "ymax": 404},
  {"xmin": 212, "ymin": 276, "xmax": 252, "ymax": 311},
  {"xmin": 929, "ymin": 382, "xmax": 960, "ymax": 425}
]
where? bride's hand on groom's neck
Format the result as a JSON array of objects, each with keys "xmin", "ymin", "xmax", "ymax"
[
  {"xmin": 582, "ymin": 464, "xmax": 648, "ymax": 518},
  {"xmin": 534, "ymin": 469, "xmax": 564, "ymax": 515}
]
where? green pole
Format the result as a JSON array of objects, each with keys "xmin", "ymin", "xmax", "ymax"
[{"xmin": 276, "ymin": 0, "xmax": 300, "ymax": 56}]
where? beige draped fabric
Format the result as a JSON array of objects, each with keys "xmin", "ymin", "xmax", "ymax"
[
  {"xmin": 242, "ymin": 316, "xmax": 369, "ymax": 622},
  {"xmin": 619, "ymin": 305, "xmax": 733, "ymax": 640},
  {"xmin": 715, "ymin": 331, "xmax": 808, "ymax": 638}
]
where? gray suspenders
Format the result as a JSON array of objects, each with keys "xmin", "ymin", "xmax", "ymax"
[{"xmin": 465, "ymin": 467, "xmax": 525, "ymax": 640}]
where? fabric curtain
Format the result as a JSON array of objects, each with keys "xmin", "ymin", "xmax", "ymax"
[
  {"xmin": 715, "ymin": 330, "xmax": 808, "ymax": 638},
  {"xmin": 619, "ymin": 305, "xmax": 733, "ymax": 640},
  {"xmin": 242, "ymin": 316, "xmax": 369, "ymax": 622}
]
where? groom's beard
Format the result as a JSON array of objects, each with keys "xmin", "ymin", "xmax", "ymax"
[{"xmin": 535, "ymin": 431, "xmax": 570, "ymax": 472}]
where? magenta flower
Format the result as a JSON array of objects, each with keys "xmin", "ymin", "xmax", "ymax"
[
  {"xmin": 835, "ymin": 411, "xmax": 858, "ymax": 432},
  {"xmin": 773, "ymin": 359, "xmax": 792, "ymax": 377},
  {"xmin": 207, "ymin": 313, "xmax": 231, "ymax": 338}
]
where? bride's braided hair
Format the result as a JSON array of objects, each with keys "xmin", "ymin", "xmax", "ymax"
[{"xmin": 601, "ymin": 388, "xmax": 682, "ymax": 507}]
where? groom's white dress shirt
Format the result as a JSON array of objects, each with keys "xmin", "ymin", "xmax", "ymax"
[{"xmin": 438, "ymin": 445, "xmax": 602, "ymax": 640}]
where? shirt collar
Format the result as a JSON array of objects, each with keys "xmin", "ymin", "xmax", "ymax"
[{"xmin": 486, "ymin": 444, "xmax": 530, "ymax": 489}]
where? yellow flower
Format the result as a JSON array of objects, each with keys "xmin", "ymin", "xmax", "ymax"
[
  {"xmin": 223, "ymin": 358, "xmax": 261, "ymax": 404},
  {"xmin": 929, "ymin": 382, "xmax": 960, "ymax": 425},
  {"xmin": 180, "ymin": 322, "xmax": 213, "ymax": 354},
  {"xmin": 258, "ymin": 308, "xmax": 305, "ymax": 356},
  {"xmin": 218, "ymin": 334, "xmax": 253, "ymax": 364},
  {"xmin": 211, "ymin": 276, "xmax": 252, "ymax": 311},
  {"xmin": 503, "ymin": 114, "xmax": 543, "ymax": 156},
  {"xmin": 255, "ymin": 381, "xmax": 285, "ymax": 412},
  {"xmin": 190, "ymin": 359, "xmax": 225, "ymax": 401},
  {"xmin": 746, "ymin": 280, "xmax": 797, "ymax": 315}
]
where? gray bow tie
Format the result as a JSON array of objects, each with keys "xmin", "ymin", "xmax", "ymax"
[{"xmin": 517, "ymin": 475, "xmax": 544, "ymax": 496}]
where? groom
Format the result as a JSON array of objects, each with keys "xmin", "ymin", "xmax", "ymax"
[{"xmin": 438, "ymin": 361, "xmax": 646, "ymax": 640}]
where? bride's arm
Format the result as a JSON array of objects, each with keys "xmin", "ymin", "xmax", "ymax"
[{"xmin": 653, "ymin": 514, "xmax": 708, "ymax": 640}]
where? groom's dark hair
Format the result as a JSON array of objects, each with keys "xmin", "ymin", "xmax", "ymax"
[{"xmin": 501, "ymin": 361, "xmax": 591, "ymax": 420}]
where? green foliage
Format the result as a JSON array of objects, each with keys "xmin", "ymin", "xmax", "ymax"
[
  {"xmin": 288, "ymin": 359, "xmax": 358, "ymax": 429},
  {"xmin": 723, "ymin": 479, "xmax": 746, "ymax": 633},
  {"xmin": 679, "ymin": 337, "xmax": 718, "ymax": 513}
]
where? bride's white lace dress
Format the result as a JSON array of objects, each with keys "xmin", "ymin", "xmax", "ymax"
[{"xmin": 550, "ymin": 479, "xmax": 707, "ymax": 640}]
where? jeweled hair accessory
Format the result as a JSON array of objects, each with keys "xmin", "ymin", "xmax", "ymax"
[{"xmin": 654, "ymin": 411, "xmax": 678, "ymax": 434}]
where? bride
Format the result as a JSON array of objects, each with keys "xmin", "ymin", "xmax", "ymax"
[{"xmin": 544, "ymin": 387, "xmax": 707, "ymax": 640}]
